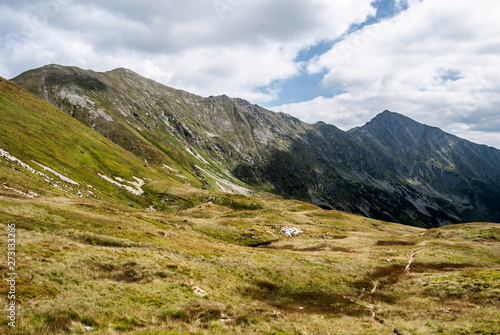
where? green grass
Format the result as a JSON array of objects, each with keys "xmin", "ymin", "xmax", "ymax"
[
  {"xmin": 1, "ymin": 77, "xmax": 499, "ymax": 334},
  {"xmin": 0, "ymin": 192, "xmax": 499, "ymax": 334}
]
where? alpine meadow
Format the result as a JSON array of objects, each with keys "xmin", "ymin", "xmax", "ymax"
[{"xmin": 0, "ymin": 65, "xmax": 499, "ymax": 334}]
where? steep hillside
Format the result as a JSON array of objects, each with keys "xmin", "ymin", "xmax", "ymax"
[
  {"xmin": 12, "ymin": 65, "xmax": 272, "ymax": 195},
  {"xmin": 12, "ymin": 65, "xmax": 500, "ymax": 227},
  {"xmin": 0, "ymin": 76, "xmax": 210, "ymax": 211}
]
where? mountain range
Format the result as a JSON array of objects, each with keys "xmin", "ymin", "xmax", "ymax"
[
  {"xmin": 8, "ymin": 64, "xmax": 500, "ymax": 228},
  {"xmin": 1, "ymin": 65, "xmax": 500, "ymax": 334}
]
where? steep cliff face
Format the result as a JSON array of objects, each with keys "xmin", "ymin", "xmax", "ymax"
[
  {"xmin": 12, "ymin": 65, "xmax": 500, "ymax": 227},
  {"xmin": 349, "ymin": 111, "xmax": 500, "ymax": 225}
]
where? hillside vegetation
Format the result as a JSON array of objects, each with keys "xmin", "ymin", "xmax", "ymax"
[
  {"xmin": 12, "ymin": 65, "xmax": 500, "ymax": 227},
  {"xmin": 1, "ymin": 76, "xmax": 499, "ymax": 334},
  {"xmin": 1, "ymin": 193, "xmax": 499, "ymax": 334}
]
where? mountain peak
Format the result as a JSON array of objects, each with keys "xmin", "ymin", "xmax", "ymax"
[
  {"xmin": 107, "ymin": 67, "xmax": 140, "ymax": 77},
  {"xmin": 369, "ymin": 110, "xmax": 420, "ymax": 125},
  {"xmin": 357, "ymin": 110, "xmax": 437, "ymax": 141},
  {"xmin": 10, "ymin": 64, "xmax": 500, "ymax": 227}
]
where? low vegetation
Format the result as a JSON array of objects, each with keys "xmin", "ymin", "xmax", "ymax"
[
  {"xmin": 1, "ymin": 75, "xmax": 499, "ymax": 334},
  {"xmin": 1, "ymin": 191, "xmax": 499, "ymax": 334}
]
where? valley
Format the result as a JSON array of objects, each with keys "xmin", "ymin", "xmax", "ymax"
[{"xmin": 0, "ymin": 70, "xmax": 499, "ymax": 334}]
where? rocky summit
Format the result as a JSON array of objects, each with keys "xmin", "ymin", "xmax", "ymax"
[{"xmin": 11, "ymin": 65, "xmax": 500, "ymax": 227}]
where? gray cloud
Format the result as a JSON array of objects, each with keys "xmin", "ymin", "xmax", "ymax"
[{"xmin": 1, "ymin": 0, "xmax": 375, "ymax": 93}]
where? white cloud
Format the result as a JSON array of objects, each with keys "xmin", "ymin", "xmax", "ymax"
[
  {"xmin": 1, "ymin": 0, "xmax": 375, "ymax": 102},
  {"xmin": 1, "ymin": 0, "xmax": 499, "ymax": 149},
  {"xmin": 274, "ymin": 0, "xmax": 500, "ymax": 148}
]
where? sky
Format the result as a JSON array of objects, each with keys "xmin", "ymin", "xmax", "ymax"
[{"xmin": 1, "ymin": 0, "xmax": 500, "ymax": 149}]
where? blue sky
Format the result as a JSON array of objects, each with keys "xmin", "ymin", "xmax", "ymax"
[
  {"xmin": 261, "ymin": 0, "xmax": 408, "ymax": 107},
  {"xmin": 1, "ymin": 0, "xmax": 500, "ymax": 148}
]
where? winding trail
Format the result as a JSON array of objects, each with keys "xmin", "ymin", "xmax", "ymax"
[
  {"xmin": 367, "ymin": 304, "xmax": 402, "ymax": 335},
  {"xmin": 346, "ymin": 279, "xmax": 401, "ymax": 335},
  {"xmin": 352, "ymin": 249, "xmax": 424, "ymax": 334},
  {"xmin": 346, "ymin": 297, "xmax": 402, "ymax": 335},
  {"xmin": 370, "ymin": 281, "xmax": 378, "ymax": 293},
  {"xmin": 405, "ymin": 249, "xmax": 420, "ymax": 274}
]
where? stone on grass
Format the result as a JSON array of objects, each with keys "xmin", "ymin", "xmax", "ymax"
[{"xmin": 280, "ymin": 226, "xmax": 304, "ymax": 237}]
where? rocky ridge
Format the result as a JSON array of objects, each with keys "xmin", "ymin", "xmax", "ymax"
[{"xmin": 12, "ymin": 65, "xmax": 500, "ymax": 227}]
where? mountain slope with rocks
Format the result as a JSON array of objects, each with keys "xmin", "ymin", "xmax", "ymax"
[{"xmin": 12, "ymin": 65, "xmax": 500, "ymax": 227}]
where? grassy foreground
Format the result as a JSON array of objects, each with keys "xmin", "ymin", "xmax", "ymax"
[
  {"xmin": 1, "ymin": 189, "xmax": 499, "ymax": 335},
  {"xmin": 0, "ymin": 75, "xmax": 499, "ymax": 334}
]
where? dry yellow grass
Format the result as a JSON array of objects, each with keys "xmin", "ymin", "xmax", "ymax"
[{"xmin": 0, "ymin": 192, "xmax": 499, "ymax": 335}]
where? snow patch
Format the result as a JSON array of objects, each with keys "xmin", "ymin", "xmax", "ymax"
[
  {"xmin": 32, "ymin": 161, "xmax": 80, "ymax": 185},
  {"xmin": 185, "ymin": 146, "xmax": 209, "ymax": 164},
  {"xmin": 2, "ymin": 185, "xmax": 39, "ymax": 198},
  {"xmin": 0, "ymin": 148, "xmax": 51, "ymax": 179},
  {"xmin": 266, "ymin": 231, "xmax": 278, "ymax": 239},
  {"xmin": 0, "ymin": 148, "xmax": 97, "ymax": 197},
  {"xmin": 98, "ymin": 174, "xmax": 145, "ymax": 195},
  {"xmin": 195, "ymin": 165, "xmax": 254, "ymax": 196},
  {"xmin": 162, "ymin": 164, "xmax": 178, "ymax": 172},
  {"xmin": 52, "ymin": 184, "xmax": 66, "ymax": 192},
  {"xmin": 174, "ymin": 174, "xmax": 190, "ymax": 185},
  {"xmin": 86, "ymin": 183, "xmax": 98, "ymax": 191},
  {"xmin": 215, "ymin": 181, "xmax": 234, "ymax": 194}
]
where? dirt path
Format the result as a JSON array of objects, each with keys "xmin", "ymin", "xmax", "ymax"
[
  {"xmin": 346, "ymin": 249, "xmax": 424, "ymax": 334},
  {"xmin": 405, "ymin": 250, "xmax": 420, "ymax": 274},
  {"xmin": 366, "ymin": 304, "xmax": 402, "ymax": 335},
  {"xmin": 371, "ymin": 281, "xmax": 378, "ymax": 293},
  {"xmin": 347, "ymin": 280, "xmax": 401, "ymax": 334},
  {"xmin": 361, "ymin": 249, "xmax": 423, "ymax": 334}
]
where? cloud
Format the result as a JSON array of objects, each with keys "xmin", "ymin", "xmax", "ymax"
[
  {"xmin": 0, "ymin": 0, "xmax": 375, "ymax": 102},
  {"xmin": 273, "ymin": 0, "xmax": 500, "ymax": 148},
  {"xmin": 1, "ymin": 0, "xmax": 499, "ymax": 148}
]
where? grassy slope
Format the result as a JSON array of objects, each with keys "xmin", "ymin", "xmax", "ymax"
[
  {"xmin": 0, "ymin": 77, "xmax": 499, "ymax": 334},
  {"xmin": 0, "ymin": 194, "xmax": 498, "ymax": 335},
  {"xmin": 0, "ymin": 76, "xmax": 181, "ymax": 207}
]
